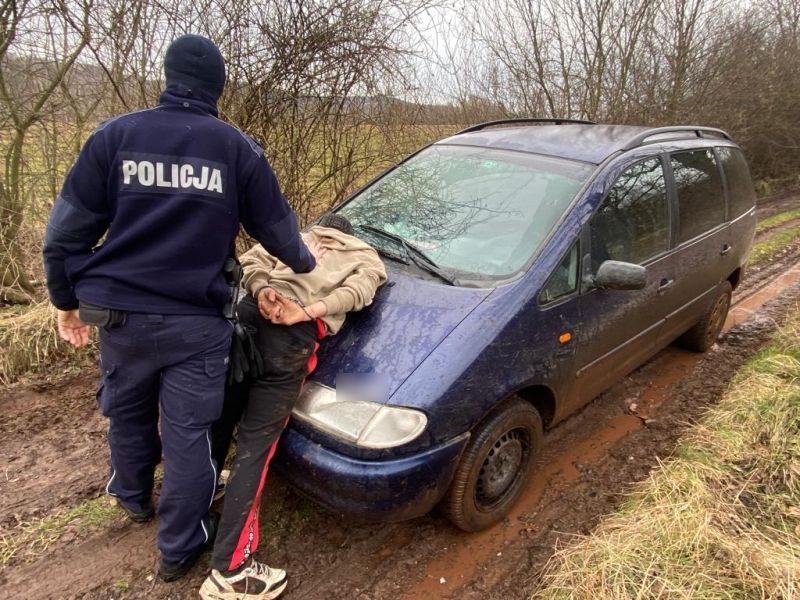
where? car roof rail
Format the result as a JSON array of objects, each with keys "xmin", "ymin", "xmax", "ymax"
[
  {"xmin": 621, "ymin": 126, "xmax": 731, "ymax": 150},
  {"xmin": 456, "ymin": 118, "xmax": 596, "ymax": 135}
]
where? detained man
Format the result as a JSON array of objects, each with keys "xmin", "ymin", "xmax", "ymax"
[{"xmin": 199, "ymin": 214, "xmax": 386, "ymax": 600}]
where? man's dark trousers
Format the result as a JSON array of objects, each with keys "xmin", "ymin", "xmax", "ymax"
[
  {"xmin": 98, "ymin": 312, "xmax": 232, "ymax": 563},
  {"xmin": 210, "ymin": 295, "xmax": 319, "ymax": 572}
]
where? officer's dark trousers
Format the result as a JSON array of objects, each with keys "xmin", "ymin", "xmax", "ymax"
[
  {"xmin": 210, "ymin": 295, "xmax": 319, "ymax": 572},
  {"xmin": 97, "ymin": 313, "xmax": 232, "ymax": 563}
]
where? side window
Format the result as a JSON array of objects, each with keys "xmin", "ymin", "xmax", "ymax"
[
  {"xmin": 540, "ymin": 243, "xmax": 578, "ymax": 305},
  {"xmin": 590, "ymin": 157, "xmax": 669, "ymax": 272},
  {"xmin": 671, "ymin": 149, "xmax": 725, "ymax": 243},
  {"xmin": 717, "ymin": 147, "xmax": 756, "ymax": 218}
]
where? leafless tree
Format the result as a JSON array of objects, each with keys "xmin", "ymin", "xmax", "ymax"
[
  {"xmin": 0, "ymin": 0, "xmax": 92, "ymax": 303},
  {"xmin": 465, "ymin": 0, "xmax": 800, "ymax": 187}
]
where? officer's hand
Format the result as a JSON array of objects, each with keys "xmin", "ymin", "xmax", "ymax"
[{"xmin": 57, "ymin": 309, "xmax": 91, "ymax": 348}]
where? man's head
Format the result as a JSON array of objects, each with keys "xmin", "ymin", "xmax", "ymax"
[
  {"xmin": 317, "ymin": 213, "xmax": 354, "ymax": 236},
  {"xmin": 164, "ymin": 34, "xmax": 226, "ymax": 102}
]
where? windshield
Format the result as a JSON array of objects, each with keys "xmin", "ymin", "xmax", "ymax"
[{"xmin": 338, "ymin": 144, "xmax": 593, "ymax": 281}]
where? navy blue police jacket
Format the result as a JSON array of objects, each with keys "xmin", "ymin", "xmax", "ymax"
[{"xmin": 43, "ymin": 87, "xmax": 315, "ymax": 314}]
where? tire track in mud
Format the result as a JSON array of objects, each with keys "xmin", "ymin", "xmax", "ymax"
[
  {"xmin": 754, "ymin": 191, "xmax": 800, "ymax": 221},
  {"xmin": 1, "ymin": 521, "xmax": 158, "ymax": 598},
  {"xmin": 0, "ymin": 373, "xmax": 107, "ymax": 527}
]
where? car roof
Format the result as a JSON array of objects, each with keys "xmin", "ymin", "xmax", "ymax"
[{"xmin": 435, "ymin": 124, "xmax": 657, "ymax": 165}]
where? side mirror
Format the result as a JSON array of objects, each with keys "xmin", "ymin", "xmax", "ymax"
[{"xmin": 593, "ymin": 260, "xmax": 647, "ymax": 290}]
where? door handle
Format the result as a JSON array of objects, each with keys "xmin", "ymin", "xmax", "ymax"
[
  {"xmin": 720, "ymin": 244, "xmax": 732, "ymax": 255},
  {"xmin": 658, "ymin": 278, "xmax": 674, "ymax": 294}
]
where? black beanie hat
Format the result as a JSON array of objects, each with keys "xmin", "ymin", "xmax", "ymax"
[
  {"xmin": 164, "ymin": 34, "xmax": 226, "ymax": 101},
  {"xmin": 318, "ymin": 213, "xmax": 354, "ymax": 236}
]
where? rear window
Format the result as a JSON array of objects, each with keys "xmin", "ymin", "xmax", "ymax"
[
  {"xmin": 717, "ymin": 147, "xmax": 756, "ymax": 218},
  {"xmin": 671, "ymin": 149, "xmax": 725, "ymax": 243}
]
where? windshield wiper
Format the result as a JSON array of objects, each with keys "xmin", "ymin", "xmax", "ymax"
[
  {"xmin": 372, "ymin": 245, "xmax": 409, "ymax": 265},
  {"xmin": 360, "ymin": 225, "xmax": 437, "ymax": 264},
  {"xmin": 358, "ymin": 225, "xmax": 458, "ymax": 286}
]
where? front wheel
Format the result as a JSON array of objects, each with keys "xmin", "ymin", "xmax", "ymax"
[
  {"xmin": 679, "ymin": 280, "xmax": 732, "ymax": 352},
  {"xmin": 439, "ymin": 398, "xmax": 543, "ymax": 532}
]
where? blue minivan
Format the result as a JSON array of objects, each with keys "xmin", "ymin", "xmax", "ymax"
[{"xmin": 273, "ymin": 120, "xmax": 756, "ymax": 531}]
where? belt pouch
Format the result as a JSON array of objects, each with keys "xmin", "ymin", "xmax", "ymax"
[{"xmin": 79, "ymin": 302, "xmax": 126, "ymax": 328}]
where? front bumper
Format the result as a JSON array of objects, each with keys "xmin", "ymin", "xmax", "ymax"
[{"xmin": 274, "ymin": 424, "xmax": 469, "ymax": 522}]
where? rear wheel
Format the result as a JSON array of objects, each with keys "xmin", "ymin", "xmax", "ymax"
[
  {"xmin": 679, "ymin": 280, "xmax": 732, "ymax": 352},
  {"xmin": 439, "ymin": 398, "xmax": 542, "ymax": 532}
]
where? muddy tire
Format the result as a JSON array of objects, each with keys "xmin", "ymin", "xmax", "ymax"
[
  {"xmin": 679, "ymin": 280, "xmax": 732, "ymax": 352},
  {"xmin": 439, "ymin": 398, "xmax": 542, "ymax": 532}
]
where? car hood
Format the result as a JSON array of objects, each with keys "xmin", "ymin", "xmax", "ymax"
[{"xmin": 311, "ymin": 266, "xmax": 493, "ymax": 397}]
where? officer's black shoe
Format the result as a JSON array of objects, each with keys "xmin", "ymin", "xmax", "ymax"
[
  {"xmin": 158, "ymin": 512, "xmax": 220, "ymax": 582},
  {"xmin": 112, "ymin": 496, "xmax": 155, "ymax": 524}
]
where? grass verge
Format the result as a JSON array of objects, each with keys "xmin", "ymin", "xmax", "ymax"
[
  {"xmin": 0, "ymin": 496, "xmax": 122, "ymax": 567},
  {"xmin": 749, "ymin": 223, "xmax": 800, "ymax": 266},
  {"xmin": 534, "ymin": 304, "xmax": 800, "ymax": 599},
  {"xmin": 757, "ymin": 207, "xmax": 800, "ymax": 233},
  {"xmin": 0, "ymin": 301, "xmax": 94, "ymax": 384}
]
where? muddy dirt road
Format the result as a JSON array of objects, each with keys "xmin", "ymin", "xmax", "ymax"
[{"xmin": 2, "ymin": 196, "xmax": 800, "ymax": 599}]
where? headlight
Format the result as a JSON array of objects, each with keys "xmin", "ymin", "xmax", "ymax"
[{"xmin": 292, "ymin": 381, "xmax": 427, "ymax": 449}]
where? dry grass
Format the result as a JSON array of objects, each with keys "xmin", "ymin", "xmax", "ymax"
[
  {"xmin": 756, "ymin": 208, "xmax": 800, "ymax": 233},
  {"xmin": 750, "ymin": 224, "xmax": 800, "ymax": 266},
  {"xmin": 0, "ymin": 496, "xmax": 121, "ymax": 567},
  {"xmin": 0, "ymin": 301, "xmax": 94, "ymax": 384},
  {"xmin": 534, "ymin": 306, "xmax": 800, "ymax": 599}
]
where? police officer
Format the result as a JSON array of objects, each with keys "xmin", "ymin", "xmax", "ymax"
[{"xmin": 42, "ymin": 34, "xmax": 317, "ymax": 583}]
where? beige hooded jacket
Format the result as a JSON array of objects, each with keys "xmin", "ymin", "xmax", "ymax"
[{"xmin": 240, "ymin": 226, "xmax": 387, "ymax": 334}]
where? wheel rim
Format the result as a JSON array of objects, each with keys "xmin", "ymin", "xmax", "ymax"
[
  {"xmin": 706, "ymin": 292, "xmax": 730, "ymax": 347},
  {"xmin": 475, "ymin": 427, "xmax": 530, "ymax": 510}
]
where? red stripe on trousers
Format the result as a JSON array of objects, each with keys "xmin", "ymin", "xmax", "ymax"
[
  {"xmin": 227, "ymin": 433, "xmax": 280, "ymax": 570},
  {"xmin": 227, "ymin": 318, "xmax": 325, "ymax": 570}
]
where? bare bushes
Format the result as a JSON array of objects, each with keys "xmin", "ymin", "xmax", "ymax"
[{"xmin": 466, "ymin": 0, "xmax": 800, "ymax": 191}]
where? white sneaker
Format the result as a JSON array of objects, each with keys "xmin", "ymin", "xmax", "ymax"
[{"xmin": 199, "ymin": 561, "xmax": 287, "ymax": 600}]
